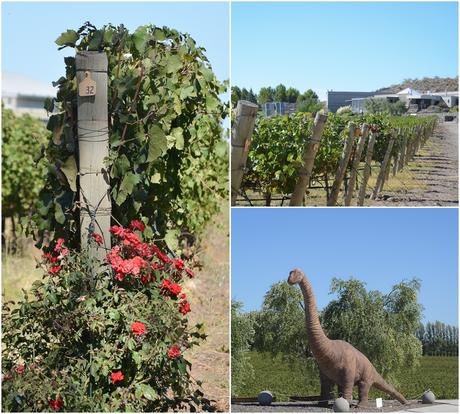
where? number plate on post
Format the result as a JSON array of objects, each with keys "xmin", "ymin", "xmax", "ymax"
[{"xmin": 79, "ymin": 71, "xmax": 97, "ymax": 97}]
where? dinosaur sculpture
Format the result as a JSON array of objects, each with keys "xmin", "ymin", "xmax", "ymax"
[{"xmin": 287, "ymin": 268, "xmax": 408, "ymax": 407}]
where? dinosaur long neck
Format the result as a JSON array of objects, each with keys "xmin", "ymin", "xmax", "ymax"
[{"xmin": 299, "ymin": 276, "xmax": 331, "ymax": 357}]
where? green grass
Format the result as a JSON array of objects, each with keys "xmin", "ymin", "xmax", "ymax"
[{"xmin": 235, "ymin": 351, "xmax": 458, "ymax": 401}]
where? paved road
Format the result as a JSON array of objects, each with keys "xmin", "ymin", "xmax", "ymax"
[
  {"xmin": 370, "ymin": 120, "xmax": 458, "ymax": 206},
  {"xmin": 232, "ymin": 400, "xmax": 459, "ymax": 412}
]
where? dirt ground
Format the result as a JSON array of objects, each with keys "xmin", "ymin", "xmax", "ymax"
[
  {"xmin": 369, "ymin": 121, "xmax": 458, "ymax": 206},
  {"xmin": 185, "ymin": 204, "xmax": 230, "ymax": 411}
]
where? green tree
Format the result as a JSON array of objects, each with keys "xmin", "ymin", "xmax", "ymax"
[
  {"xmin": 274, "ymin": 84, "xmax": 287, "ymax": 102},
  {"xmin": 231, "ymin": 301, "xmax": 255, "ymax": 396},
  {"xmin": 231, "ymin": 86, "xmax": 242, "ymax": 107},
  {"xmin": 296, "ymin": 89, "xmax": 322, "ymax": 113},
  {"xmin": 247, "ymin": 88, "xmax": 258, "ymax": 104},
  {"xmin": 322, "ymin": 278, "xmax": 423, "ymax": 382},
  {"xmin": 286, "ymin": 87, "xmax": 300, "ymax": 103},
  {"xmin": 258, "ymin": 87, "xmax": 274, "ymax": 105}
]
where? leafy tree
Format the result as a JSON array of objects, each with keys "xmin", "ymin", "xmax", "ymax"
[
  {"xmin": 258, "ymin": 87, "xmax": 274, "ymax": 105},
  {"xmin": 231, "ymin": 301, "xmax": 255, "ymax": 396},
  {"xmin": 296, "ymin": 89, "xmax": 322, "ymax": 113},
  {"xmin": 231, "ymin": 86, "xmax": 242, "ymax": 106},
  {"xmin": 286, "ymin": 87, "xmax": 300, "ymax": 103},
  {"xmin": 28, "ymin": 22, "xmax": 228, "ymax": 251},
  {"xmin": 274, "ymin": 84, "xmax": 287, "ymax": 102},
  {"xmin": 247, "ymin": 88, "xmax": 258, "ymax": 104},
  {"xmin": 2, "ymin": 109, "xmax": 48, "ymax": 246},
  {"xmin": 322, "ymin": 278, "xmax": 423, "ymax": 382},
  {"xmin": 417, "ymin": 321, "xmax": 459, "ymax": 356},
  {"xmin": 252, "ymin": 282, "xmax": 307, "ymax": 360}
]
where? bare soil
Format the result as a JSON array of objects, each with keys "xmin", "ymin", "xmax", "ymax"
[
  {"xmin": 185, "ymin": 204, "xmax": 229, "ymax": 411},
  {"xmin": 369, "ymin": 121, "xmax": 458, "ymax": 206}
]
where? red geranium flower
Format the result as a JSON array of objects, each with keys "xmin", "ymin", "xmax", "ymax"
[
  {"xmin": 167, "ymin": 345, "xmax": 181, "ymax": 359},
  {"xmin": 131, "ymin": 321, "xmax": 146, "ymax": 336},
  {"xmin": 161, "ymin": 279, "xmax": 182, "ymax": 297},
  {"xmin": 110, "ymin": 225, "xmax": 127, "ymax": 238},
  {"xmin": 15, "ymin": 364, "xmax": 25, "ymax": 375},
  {"xmin": 179, "ymin": 300, "xmax": 191, "ymax": 315},
  {"xmin": 122, "ymin": 232, "xmax": 141, "ymax": 247},
  {"xmin": 54, "ymin": 238, "xmax": 65, "ymax": 253},
  {"xmin": 130, "ymin": 220, "xmax": 145, "ymax": 232},
  {"xmin": 49, "ymin": 399, "xmax": 63, "ymax": 411},
  {"xmin": 180, "ymin": 293, "xmax": 187, "ymax": 299},
  {"xmin": 173, "ymin": 258, "xmax": 184, "ymax": 270},
  {"xmin": 57, "ymin": 248, "xmax": 69, "ymax": 260},
  {"xmin": 110, "ymin": 371, "xmax": 124, "ymax": 384},
  {"xmin": 49, "ymin": 265, "xmax": 61, "ymax": 274},
  {"xmin": 92, "ymin": 233, "xmax": 103, "ymax": 245}
]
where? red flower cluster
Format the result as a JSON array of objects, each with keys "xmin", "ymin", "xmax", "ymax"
[
  {"xmin": 106, "ymin": 221, "xmax": 194, "ymax": 288},
  {"xmin": 179, "ymin": 300, "xmax": 191, "ymax": 315},
  {"xmin": 131, "ymin": 321, "xmax": 146, "ymax": 336},
  {"xmin": 42, "ymin": 238, "xmax": 69, "ymax": 275},
  {"xmin": 161, "ymin": 279, "xmax": 182, "ymax": 297},
  {"xmin": 167, "ymin": 345, "xmax": 181, "ymax": 359},
  {"xmin": 91, "ymin": 232, "xmax": 104, "ymax": 246},
  {"xmin": 111, "ymin": 371, "xmax": 124, "ymax": 384},
  {"xmin": 49, "ymin": 399, "xmax": 63, "ymax": 411}
]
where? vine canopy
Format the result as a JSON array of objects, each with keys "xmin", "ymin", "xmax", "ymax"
[{"xmin": 30, "ymin": 22, "xmax": 228, "ymax": 251}]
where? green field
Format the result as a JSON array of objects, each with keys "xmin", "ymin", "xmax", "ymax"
[{"xmin": 236, "ymin": 352, "xmax": 458, "ymax": 401}]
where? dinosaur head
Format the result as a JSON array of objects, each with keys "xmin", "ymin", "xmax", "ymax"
[{"xmin": 287, "ymin": 268, "xmax": 304, "ymax": 285}]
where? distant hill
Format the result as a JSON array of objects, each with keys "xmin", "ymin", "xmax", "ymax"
[{"xmin": 376, "ymin": 77, "xmax": 458, "ymax": 94}]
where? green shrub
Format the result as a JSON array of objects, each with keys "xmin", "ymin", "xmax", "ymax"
[{"xmin": 2, "ymin": 223, "xmax": 213, "ymax": 412}]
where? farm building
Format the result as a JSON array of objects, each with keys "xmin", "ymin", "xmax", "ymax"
[
  {"xmin": 262, "ymin": 101, "xmax": 297, "ymax": 117},
  {"xmin": 349, "ymin": 88, "xmax": 458, "ymax": 114},
  {"xmin": 2, "ymin": 72, "xmax": 56, "ymax": 121},
  {"xmin": 326, "ymin": 91, "xmax": 374, "ymax": 112}
]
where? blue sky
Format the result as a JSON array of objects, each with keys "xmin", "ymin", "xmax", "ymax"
[
  {"xmin": 2, "ymin": 2, "xmax": 229, "ymax": 85},
  {"xmin": 232, "ymin": 2, "xmax": 459, "ymax": 100},
  {"xmin": 232, "ymin": 208, "xmax": 458, "ymax": 326}
]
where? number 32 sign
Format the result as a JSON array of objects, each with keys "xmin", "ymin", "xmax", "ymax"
[{"xmin": 79, "ymin": 71, "xmax": 97, "ymax": 97}]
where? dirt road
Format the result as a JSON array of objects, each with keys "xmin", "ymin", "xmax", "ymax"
[
  {"xmin": 186, "ymin": 205, "xmax": 229, "ymax": 411},
  {"xmin": 370, "ymin": 121, "xmax": 458, "ymax": 206}
]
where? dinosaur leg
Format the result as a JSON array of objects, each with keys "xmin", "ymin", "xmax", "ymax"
[
  {"xmin": 341, "ymin": 370, "xmax": 355, "ymax": 403},
  {"xmin": 319, "ymin": 371, "xmax": 333, "ymax": 407},
  {"xmin": 357, "ymin": 381, "xmax": 371, "ymax": 407}
]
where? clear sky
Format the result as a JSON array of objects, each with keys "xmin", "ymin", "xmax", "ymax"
[
  {"xmin": 2, "ymin": 1, "xmax": 229, "ymax": 86},
  {"xmin": 232, "ymin": 1, "xmax": 459, "ymax": 100},
  {"xmin": 231, "ymin": 208, "xmax": 458, "ymax": 326}
]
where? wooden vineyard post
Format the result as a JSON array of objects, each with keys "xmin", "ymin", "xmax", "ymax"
[
  {"xmin": 327, "ymin": 123, "xmax": 356, "ymax": 206},
  {"xmin": 231, "ymin": 100, "xmax": 258, "ymax": 206},
  {"xmin": 391, "ymin": 128, "xmax": 402, "ymax": 177},
  {"xmin": 76, "ymin": 52, "xmax": 111, "ymax": 261},
  {"xmin": 357, "ymin": 129, "xmax": 377, "ymax": 206},
  {"xmin": 289, "ymin": 113, "xmax": 328, "ymax": 206},
  {"xmin": 405, "ymin": 127, "xmax": 415, "ymax": 165},
  {"xmin": 344, "ymin": 124, "xmax": 369, "ymax": 206},
  {"xmin": 397, "ymin": 128, "xmax": 407, "ymax": 172},
  {"xmin": 371, "ymin": 131, "xmax": 396, "ymax": 199}
]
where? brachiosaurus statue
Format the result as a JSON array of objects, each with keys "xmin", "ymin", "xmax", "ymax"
[{"xmin": 287, "ymin": 268, "xmax": 408, "ymax": 407}]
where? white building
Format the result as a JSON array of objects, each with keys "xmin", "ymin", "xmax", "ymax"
[{"xmin": 2, "ymin": 72, "xmax": 56, "ymax": 121}]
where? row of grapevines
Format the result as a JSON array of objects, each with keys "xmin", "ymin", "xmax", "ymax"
[{"xmin": 242, "ymin": 111, "xmax": 436, "ymax": 197}]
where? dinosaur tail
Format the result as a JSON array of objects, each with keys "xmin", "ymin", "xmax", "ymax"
[{"xmin": 373, "ymin": 373, "xmax": 408, "ymax": 405}]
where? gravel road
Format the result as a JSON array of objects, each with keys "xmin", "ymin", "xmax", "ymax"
[{"xmin": 370, "ymin": 120, "xmax": 458, "ymax": 206}]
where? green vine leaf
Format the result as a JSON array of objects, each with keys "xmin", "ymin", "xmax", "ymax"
[
  {"xmin": 55, "ymin": 30, "xmax": 79, "ymax": 47},
  {"xmin": 147, "ymin": 125, "xmax": 167, "ymax": 162},
  {"xmin": 60, "ymin": 155, "xmax": 78, "ymax": 192}
]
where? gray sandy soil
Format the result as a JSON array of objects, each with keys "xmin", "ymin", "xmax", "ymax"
[{"xmin": 369, "ymin": 121, "xmax": 458, "ymax": 206}]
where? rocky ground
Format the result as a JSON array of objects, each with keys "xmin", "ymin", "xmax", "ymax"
[{"xmin": 369, "ymin": 120, "xmax": 458, "ymax": 206}]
